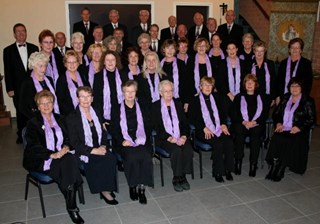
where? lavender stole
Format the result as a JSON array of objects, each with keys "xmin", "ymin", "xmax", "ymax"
[
  {"xmin": 83, "ymin": 55, "xmax": 90, "ymax": 66},
  {"xmin": 79, "ymin": 106, "xmax": 102, "ymax": 163},
  {"xmin": 284, "ymin": 56, "xmax": 301, "ymax": 94},
  {"xmin": 251, "ymin": 62, "xmax": 271, "ymax": 94},
  {"xmin": 240, "ymin": 95, "xmax": 263, "ymax": 123},
  {"xmin": 283, "ymin": 94, "xmax": 301, "ymax": 131},
  {"xmin": 66, "ymin": 71, "xmax": 84, "ymax": 108},
  {"xmin": 88, "ymin": 61, "xmax": 95, "ymax": 87},
  {"xmin": 46, "ymin": 52, "xmax": 59, "ymax": 86},
  {"xmin": 42, "ymin": 113, "xmax": 63, "ymax": 171},
  {"xmin": 103, "ymin": 68, "xmax": 123, "ymax": 120},
  {"xmin": 128, "ymin": 65, "xmax": 140, "ymax": 80},
  {"xmin": 227, "ymin": 57, "xmax": 241, "ymax": 95},
  {"xmin": 199, "ymin": 93, "xmax": 222, "ymax": 137},
  {"xmin": 120, "ymin": 100, "xmax": 146, "ymax": 147},
  {"xmin": 194, "ymin": 53, "xmax": 212, "ymax": 93},
  {"xmin": 208, "ymin": 48, "xmax": 225, "ymax": 59},
  {"xmin": 146, "ymin": 73, "xmax": 160, "ymax": 102},
  {"xmin": 31, "ymin": 72, "xmax": 60, "ymax": 114},
  {"xmin": 161, "ymin": 98, "xmax": 180, "ymax": 139},
  {"xmin": 177, "ymin": 53, "xmax": 188, "ymax": 64},
  {"xmin": 161, "ymin": 58, "xmax": 180, "ymax": 98}
]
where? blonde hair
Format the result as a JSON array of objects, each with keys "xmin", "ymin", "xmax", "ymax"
[
  {"xmin": 86, "ymin": 43, "xmax": 107, "ymax": 60},
  {"xmin": 193, "ymin": 37, "xmax": 210, "ymax": 51},
  {"xmin": 142, "ymin": 51, "xmax": 166, "ymax": 78}
]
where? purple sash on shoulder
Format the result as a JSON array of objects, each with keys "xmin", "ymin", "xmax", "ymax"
[
  {"xmin": 66, "ymin": 71, "xmax": 84, "ymax": 108},
  {"xmin": 161, "ymin": 98, "xmax": 180, "ymax": 139},
  {"xmin": 194, "ymin": 53, "xmax": 212, "ymax": 93},
  {"xmin": 227, "ymin": 57, "xmax": 241, "ymax": 95},
  {"xmin": 284, "ymin": 56, "xmax": 300, "ymax": 94},
  {"xmin": 208, "ymin": 48, "xmax": 225, "ymax": 59},
  {"xmin": 46, "ymin": 52, "xmax": 59, "ymax": 87},
  {"xmin": 251, "ymin": 62, "xmax": 271, "ymax": 94},
  {"xmin": 146, "ymin": 73, "xmax": 160, "ymax": 102},
  {"xmin": 161, "ymin": 58, "xmax": 179, "ymax": 98},
  {"xmin": 177, "ymin": 53, "xmax": 188, "ymax": 64},
  {"xmin": 283, "ymin": 94, "xmax": 301, "ymax": 131},
  {"xmin": 88, "ymin": 61, "xmax": 95, "ymax": 87},
  {"xmin": 128, "ymin": 65, "xmax": 140, "ymax": 80},
  {"xmin": 240, "ymin": 95, "xmax": 263, "ymax": 122}
]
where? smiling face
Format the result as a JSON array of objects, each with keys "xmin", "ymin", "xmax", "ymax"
[
  {"xmin": 14, "ymin": 25, "xmax": 27, "ymax": 44},
  {"xmin": 38, "ymin": 96, "xmax": 54, "ymax": 116},
  {"xmin": 107, "ymin": 39, "xmax": 117, "ymax": 51},
  {"xmin": 104, "ymin": 53, "xmax": 116, "ymax": 71},
  {"xmin": 226, "ymin": 43, "xmax": 238, "ymax": 58},
  {"xmin": 289, "ymin": 42, "xmax": 302, "ymax": 58},
  {"xmin": 91, "ymin": 47, "xmax": 103, "ymax": 62},
  {"xmin": 225, "ymin": 10, "xmax": 236, "ymax": 24},
  {"xmin": 200, "ymin": 80, "xmax": 213, "ymax": 96},
  {"xmin": 211, "ymin": 35, "xmax": 222, "ymax": 48},
  {"xmin": 65, "ymin": 55, "xmax": 79, "ymax": 73},
  {"xmin": 245, "ymin": 79, "xmax": 256, "ymax": 93},
  {"xmin": 145, "ymin": 54, "xmax": 157, "ymax": 72},
  {"xmin": 123, "ymin": 85, "xmax": 137, "ymax": 102},
  {"xmin": 40, "ymin": 36, "xmax": 54, "ymax": 55},
  {"xmin": 139, "ymin": 10, "xmax": 149, "ymax": 24},
  {"xmin": 254, "ymin": 46, "xmax": 265, "ymax": 61},
  {"xmin": 33, "ymin": 61, "xmax": 47, "ymax": 79},
  {"xmin": 93, "ymin": 27, "xmax": 104, "ymax": 42},
  {"xmin": 243, "ymin": 37, "xmax": 253, "ymax": 51},
  {"xmin": 72, "ymin": 37, "xmax": 84, "ymax": 53},
  {"xmin": 139, "ymin": 37, "xmax": 150, "ymax": 51},
  {"xmin": 196, "ymin": 40, "xmax": 207, "ymax": 55},
  {"xmin": 109, "ymin": 11, "xmax": 119, "ymax": 24},
  {"xmin": 78, "ymin": 90, "xmax": 93, "ymax": 108},
  {"xmin": 164, "ymin": 44, "xmax": 176, "ymax": 59},
  {"xmin": 128, "ymin": 51, "xmax": 139, "ymax": 66},
  {"xmin": 81, "ymin": 9, "xmax": 90, "ymax": 22},
  {"xmin": 178, "ymin": 42, "xmax": 188, "ymax": 54},
  {"xmin": 160, "ymin": 83, "xmax": 173, "ymax": 102},
  {"xmin": 289, "ymin": 83, "xmax": 302, "ymax": 96}
]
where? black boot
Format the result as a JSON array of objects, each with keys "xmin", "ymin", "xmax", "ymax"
[
  {"xmin": 225, "ymin": 171, "xmax": 233, "ymax": 181},
  {"xmin": 129, "ymin": 186, "xmax": 138, "ymax": 201},
  {"xmin": 249, "ymin": 163, "xmax": 257, "ymax": 177},
  {"xmin": 265, "ymin": 158, "xmax": 278, "ymax": 181},
  {"xmin": 234, "ymin": 159, "xmax": 242, "ymax": 175},
  {"xmin": 65, "ymin": 185, "xmax": 84, "ymax": 224},
  {"xmin": 272, "ymin": 164, "xmax": 285, "ymax": 182},
  {"xmin": 138, "ymin": 187, "xmax": 147, "ymax": 204}
]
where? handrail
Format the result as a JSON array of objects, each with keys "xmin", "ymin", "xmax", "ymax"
[{"xmin": 253, "ymin": 0, "xmax": 270, "ymax": 21}]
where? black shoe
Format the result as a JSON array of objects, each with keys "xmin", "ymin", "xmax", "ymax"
[
  {"xmin": 249, "ymin": 163, "xmax": 257, "ymax": 177},
  {"xmin": 16, "ymin": 137, "xmax": 23, "ymax": 144},
  {"xmin": 179, "ymin": 176, "xmax": 190, "ymax": 190},
  {"xmin": 234, "ymin": 159, "xmax": 242, "ymax": 175},
  {"xmin": 117, "ymin": 161, "xmax": 124, "ymax": 172},
  {"xmin": 225, "ymin": 171, "xmax": 233, "ymax": 181},
  {"xmin": 100, "ymin": 193, "xmax": 118, "ymax": 205},
  {"xmin": 172, "ymin": 176, "xmax": 183, "ymax": 192},
  {"xmin": 68, "ymin": 208, "xmax": 85, "ymax": 224},
  {"xmin": 215, "ymin": 174, "xmax": 225, "ymax": 183},
  {"xmin": 110, "ymin": 192, "xmax": 116, "ymax": 198},
  {"xmin": 138, "ymin": 188, "xmax": 147, "ymax": 204},
  {"xmin": 129, "ymin": 186, "xmax": 138, "ymax": 201}
]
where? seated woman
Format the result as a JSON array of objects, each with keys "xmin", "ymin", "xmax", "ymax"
[
  {"xmin": 231, "ymin": 74, "xmax": 268, "ymax": 177},
  {"xmin": 66, "ymin": 86, "xmax": 118, "ymax": 205},
  {"xmin": 111, "ymin": 81, "xmax": 153, "ymax": 204},
  {"xmin": 152, "ymin": 80, "xmax": 193, "ymax": 192},
  {"xmin": 266, "ymin": 77, "xmax": 315, "ymax": 182},
  {"xmin": 189, "ymin": 76, "xmax": 234, "ymax": 183},
  {"xmin": 23, "ymin": 90, "xmax": 84, "ymax": 224}
]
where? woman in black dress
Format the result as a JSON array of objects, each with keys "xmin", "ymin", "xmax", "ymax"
[
  {"xmin": 111, "ymin": 81, "xmax": 153, "ymax": 204},
  {"xmin": 66, "ymin": 86, "xmax": 118, "ymax": 205},
  {"xmin": 152, "ymin": 80, "xmax": 194, "ymax": 192},
  {"xmin": 23, "ymin": 90, "xmax": 84, "ymax": 224},
  {"xmin": 189, "ymin": 76, "xmax": 234, "ymax": 183},
  {"xmin": 266, "ymin": 77, "xmax": 315, "ymax": 182},
  {"xmin": 231, "ymin": 74, "xmax": 268, "ymax": 177}
]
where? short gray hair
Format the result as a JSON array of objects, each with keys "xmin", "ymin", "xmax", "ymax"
[
  {"xmin": 71, "ymin": 32, "xmax": 85, "ymax": 45},
  {"xmin": 28, "ymin": 52, "xmax": 49, "ymax": 70},
  {"xmin": 159, "ymin": 80, "xmax": 174, "ymax": 92}
]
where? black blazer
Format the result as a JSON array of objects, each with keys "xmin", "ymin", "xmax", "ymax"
[
  {"xmin": 52, "ymin": 46, "xmax": 71, "ymax": 75},
  {"xmin": 23, "ymin": 113, "xmax": 69, "ymax": 172},
  {"xmin": 217, "ymin": 23, "xmax": 244, "ymax": 51},
  {"xmin": 73, "ymin": 20, "xmax": 99, "ymax": 53},
  {"xmin": 160, "ymin": 27, "xmax": 178, "ymax": 42},
  {"xmin": 187, "ymin": 25, "xmax": 209, "ymax": 53},
  {"xmin": 151, "ymin": 99, "xmax": 189, "ymax": 141},
  {"xmin": 66, "ymin": 106, "xmax": 108, "ymax": 157},
  {"xmin": 19, "ymin": 76, "xmax": 55, "ymax": 119},
  {"xmin": 103, "ymin": 23, "xmax": 128, "ymax": 41},
  {"xmin": 3, "ymin": 42, "xmax": 38, "ymax": 96},
  {"xmin": 130, "ymin": 24, "xmax": 150, "ymax": 46}
]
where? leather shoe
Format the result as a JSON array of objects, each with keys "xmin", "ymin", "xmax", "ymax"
[
  {"xmin": 117, "ymin": 161, "xmax": 124, "ymax": 172},
  {"xmin": 215, "ymin": 174, "xmax": 225, "ymax": 183},
  {"xmin": 138, "ymin": 188, "xmax": 147, "ymax": 204},
  {"xmin": 172, "ymin": 177, "xmax": 183, "ymax": 192},
  {"xmin": 100, "ymin": 193, "xmax": 118, "ymax": 205},
  {"xmin": 68, "ymin": 209, "xmax": 85, "ymax": 224},
  {"xmin": 179, "ymin": 176, "xmax": 190, "ymax": 190},
  {"xmin": 225, "ymin": 171, "xmax": 233, "ymax": 181},
  {"xmin": 129, "ymin": 186, "xmax": 138, "ymax": 201}
]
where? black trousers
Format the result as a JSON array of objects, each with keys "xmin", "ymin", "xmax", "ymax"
[
  {"xmin": 233, "ymin": 123, "xmax": 264, "ymax": 164},
  {"xmin": 196, "ymin": 133, "xmax": 234, "ymax": 175},
  {"xmin": 84, "ymin": 153, "xmax": 117, "ymax": 193},
  {"xmin": 13, "ymin": 95, "xmax": 28, "ymax": 139},
  {"xmin": 156, "ymin": 139, "xmax": 194, "ymax": 177},
  {"xmin": 121, "ymin": 145, "xmax": 153, "ymax": 186},
  {"xmin": 46, "ymin": 153, "xmax": 83, "ymax": 192}
]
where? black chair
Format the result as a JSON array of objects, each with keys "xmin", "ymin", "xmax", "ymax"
[{"xmin": 22, "ymin": 128, "xmax": 85, "ymax": 218}]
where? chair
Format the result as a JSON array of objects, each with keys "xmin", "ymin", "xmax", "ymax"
[
  {"xmin": 151, "ymin": 130, "xmax": 194, "ymax": 186},
  {"xmin": 22, "ymin": 128, "xmax": 85, "ymax": 218}
]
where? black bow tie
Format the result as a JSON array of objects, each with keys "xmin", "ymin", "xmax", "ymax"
[{"xmin": 18, "ymin": 44, "xmax": 26, "ymax": 47}]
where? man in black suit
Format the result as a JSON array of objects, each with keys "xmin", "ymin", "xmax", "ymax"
[
  {"xmin": 52, "ymin": 32, "xmax": 71, "ymax": 75},
  {"xmin": 3, "ymin": 23, "xmax": 38, "ymax": 143},
  {"xmin": 93, "ymin": 25, "xmax": 104, "ymax": 44},
  {"xmin": 130, "ymin": 9, "xmax": 150, "ymax": 46},
  {"xmin": 73, "ymin": 7, "xmax": 98, "ymax": 54},
  {"xmin": 217, "ymin": 10, "xmax": 244, "ymax": 51},
  {"xmin": 205, "ymin": 18, "xmax": 218, "ymax": 44},
  {"xmin": 149, "ymin": 24, "xmax": 163, "ymax": 60},
  {"xmin": 188, "ymin": 12, "xmax": 209, "ymax": 51},
  {"xmin": 176, "ymin": 24, "xmax": 188, "ymax": 40},
  {"xmin": 160, "ymin": 15, "xmax": 178, "ymax": 42},
  {"xmin": 103, "ymin": 9, "xmax": 128, "ymax": 42}
]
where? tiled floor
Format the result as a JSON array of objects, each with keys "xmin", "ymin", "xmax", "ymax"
[{"xmin": 0, "ymin": 122, "xmax": 320, "ymax": 224}]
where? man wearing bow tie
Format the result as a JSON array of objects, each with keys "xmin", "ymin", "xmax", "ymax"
[{"xmin": 3, "ymin": 23, "xmax": 38, "ymax": 143}]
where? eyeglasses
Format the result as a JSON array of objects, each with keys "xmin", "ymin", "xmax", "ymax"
[
  {"xmin": 38, "ymin": 102, "xmax": 53, "ymax": 107},
  {"xmin": 161, "ymin": 90, "xmax": 173, "ymax": 94},
  {"xmin": 79, "ymin": 95, "xmax": 92, "ymax": 99},
  {"xmin": 42, "ymin": 41, "xmax": 54, "ymax": 45},
  {"xmin": 66, "ymin": 61, "xmax": 78, "ymax": 64},
  {"xmin": 290, "ymin": 84, "xmax": 301, "ymax": 88}
]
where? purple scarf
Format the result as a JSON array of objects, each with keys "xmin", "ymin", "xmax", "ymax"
[
  {"xmin": 283, "ymin": 94, "xmax": 301, "ymax": 131},
  {"xmin": 208, "ymin": 48, "xmax": 225, "ymax": 59},
  {"xmin": 194, "ymin": 53, "xmax": 212, "ymax": 93},
  {"xmin": 103, "ymin": 68, "xmax": 123, "ymax": 120},
  {"xmin": 199, "ymin": 93, "xmax": 222, "ymax": 137},
  {"xmin": 66, "ymin": 71, "xmax": 84, "ymax": 108},
  {"xmin": 227, "ymin": 57, "xmax": 241, "ymax": 95},
  {"xmin": 46, "ymin": 52, "xmax": 59, "ymax": 86},
  {"xmin": 83, "ymin": 55, "xmax": 90, "ymax": 66},
  {"xmin": 42, "ymin": 113, "xmax": 63, "ymax": 171},
  {"xmin": 31, "ymin": 72, "xmax": 60, "ymax": 114},
  {"xmin": 128, "ymin": 65, "xmax": 140, "ymax": 80},
  {"xmin": 284, "ymin": 56, "xmax": 301, "ymax": 94},
  {"xmin": 79, "ymin": 106, "xmax": 102, "ymax": 163},
  {"xmin": 177, "ymin": 53, "xmax": 188, "ymax": 64},
  {"xmin": 161, "ymin": 98, "xmax": 180, "ymax": 139},
  {"xmin": 240, "ymin": 95, "xmax": 263, "ymax": 122},
  {"xmin": 88, "ymin": 61, "xmax": 96, "ymax": 87},
  {"xmin": 251, "ymin": 62, "xmax": 271, "ymax": 94},
  {"xmin": 161, "ymin": 58, "xmax": 179, "ymax": 98},
  {"xmin": 120, "ymin": 100, "xmax": 146, "ymax": 147},
  {"xmin": 146, "ymin": 73, "xmax": 160, "ymax": 102}
]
